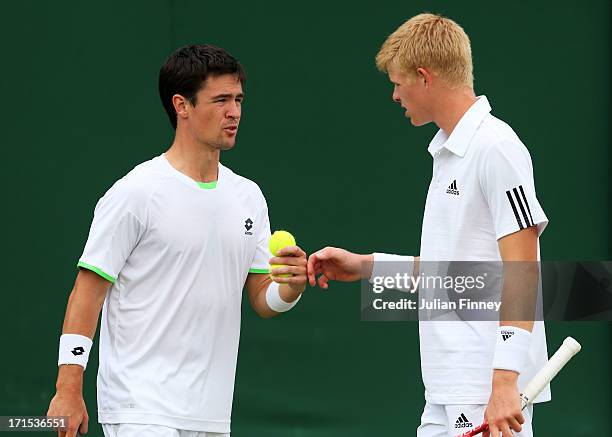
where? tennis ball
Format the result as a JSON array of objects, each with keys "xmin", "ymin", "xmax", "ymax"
[
  {"xmin": 269, "ymin": 230, "xmax": 296, "ymax": 256},
  {"xmin": 269, "ymin": 230, "xmax": 296, "ymax": 278}
]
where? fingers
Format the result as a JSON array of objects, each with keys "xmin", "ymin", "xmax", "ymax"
[
  {"xmin": 307, "ymin": 261, "xmax": 322, "ymax": 286},
  {"xmin": 309, "ymin": 247, "xmax": 333, "ymax": 261},
  {"xmin": 271, "ymin": 275, "xmax": 308, "ymax": 285},
  {"xmin": 487, "ymin": 424, "xmax": 498, "ymax": 437},
  {"xmin": 317, "ymin": 274, "xmax": 329, "ymax": 289},
  {"xmin": 307, "ymin": 254, "xmax": 319, "ymax": 286},
  {"xmin": 270, "ymin": 245, "xmax": 308, "ymax": 285},
  {"xmin": 487, "ymin": 411, "xmax": 523, "ymax": 436},
  {"xmin": 269, "ymin": 256, "xmax": 307, "ymax": 267},
  {"xmin": 270, "ymin": 265, "xmax": 306, "ymax": 277},
  {"xmin": 48, "ymin": 408, "xmax": 66, "ymax": 437},
  {"xmin": 488, "ymin": 421, "xmax": 513, "ymax": 437},
  {"xmin": 500, "ymin": 423, "xmax": 513, "ymax": 437},
  {"xmin": 507, "ymin": 414, "xmax": 522, "ymax": 433},
  {"xmin": 272, "ymin": 246, "xmax": 307, "ymax": 274},
  {"xmin": 307, "ymin": 247, "xmax": 336, "ymax": 286},
  {"xmin": 79, "ymin": 414, "xmax": 89, "ymax": 435},
  {"xmin": 66, "ymin": 418, "xmax": 81, "ymax": 437},
  {"xmin": 276, "ymin": 245, "xmax": 306, "ymax": 258}
]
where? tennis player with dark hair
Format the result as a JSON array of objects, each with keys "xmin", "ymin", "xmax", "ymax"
[
  {"xmin": 307, "ymin": 14, "xmax": 549, "ymax": 437},
  {"xmin": 47, "ymin": 44, "xmax": 308, "ymax": 437}
]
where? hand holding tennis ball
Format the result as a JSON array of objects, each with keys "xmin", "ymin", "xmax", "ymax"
[{"xmin": 269, "ymin": 230, "xmax": 296, "ymax": 278}]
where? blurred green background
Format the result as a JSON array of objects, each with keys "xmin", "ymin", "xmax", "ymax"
[{"xmin": 0, "ymin": 0, "xmax": 609, "ymax": 435}]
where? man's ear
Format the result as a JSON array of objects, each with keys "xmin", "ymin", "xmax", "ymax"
[
  {"xmin": 416, "ymin": 67, "xmax": 434, "ymax": 86},
  {"xmin": 173, "ymin": 94, "xmax": 190, "ymax": 122}
]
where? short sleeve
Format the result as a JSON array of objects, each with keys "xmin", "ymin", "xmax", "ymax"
[
  {"xmin": 78, "ymin": 179, "xmax": 147, "ymax": 282},
  {"xmin": 249, "ymin": 191, "xmax": 271, "ymax": 274},
  {"xmin": 479, "ymin": 141, "xmax": 548, "ymax": 240}
]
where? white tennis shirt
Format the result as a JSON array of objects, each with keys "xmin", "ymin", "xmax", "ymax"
[
  {"xmin": 418, "ymin": 96, "xmax": 551, "ymax": 404},
  {"xmin": 78, "ymin": 154, "xmax": 271, "ymax": 432}
]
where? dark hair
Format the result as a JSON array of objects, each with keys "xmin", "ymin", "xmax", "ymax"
[{"xmin": 158, "ymin": 44, "xmax": 246, "ymax": 129}]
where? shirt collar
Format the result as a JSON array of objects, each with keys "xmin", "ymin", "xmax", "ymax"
[{"xmin": 427, "ymin": 95, "xmax": 492, "ymax": 158}]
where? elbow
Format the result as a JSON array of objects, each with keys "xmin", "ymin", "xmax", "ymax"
[
  {"xmin": 258, "ymin": 309, "xmax": 277, "ymax": 319},
  {"xmin": 249, "ymin": 300, "xmax": 276, "ymax": 318}
]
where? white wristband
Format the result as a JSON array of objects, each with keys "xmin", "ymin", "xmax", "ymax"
[
  {"xmin": 58, "ymin": 334, "xmax": 93, "ymax": 370},
  {"xmin": 369, "ymin": 253, "xmax": 416, "ymax": 291},
  {"xmin": 492, "ymin": 326, "xmax": 532, "ymax": 374},
  {"xmin": 265, "ymin": 282, "xmax": 301, "ymax": 312}
]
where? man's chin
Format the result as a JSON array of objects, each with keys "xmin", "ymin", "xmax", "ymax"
[
  {"xmin": 409, "ymin": 117, "xmax": 430, "ymax": 127},
  {"xmin": 219, "ymin": 142, "xmax": 236, "ymax": 151},
  {"xmin": 405, "ymin": 113, "xmax": 419, "ymax": 125}
]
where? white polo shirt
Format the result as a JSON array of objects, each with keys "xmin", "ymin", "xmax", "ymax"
[
  {"xmin": 78, "ymin": 154, "xmax": 271, "ymax": 432},
  {"xmin": 418, "ymin": 96, "xmax": 551, "ymax": 405}
]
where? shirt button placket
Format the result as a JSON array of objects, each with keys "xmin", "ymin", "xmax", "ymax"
[{"xmin": 432, "ymin": 151, "xmax": 442, "ymax": 188}]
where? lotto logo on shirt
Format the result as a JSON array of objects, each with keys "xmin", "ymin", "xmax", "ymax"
[{"xmin": 244, "ymin": 218, "xmax": 254, "ymax": 235}]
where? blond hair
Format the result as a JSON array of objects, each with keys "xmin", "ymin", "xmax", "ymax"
[{"xmin": 376, "ymin": 13, "xmax": 473, "ymax": 88}]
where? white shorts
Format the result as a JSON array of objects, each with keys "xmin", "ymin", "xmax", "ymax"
[
  {"xmin": 102, "ymin": 423, "xmax": 230, "ymax": 437},
  {"xmin": 416, "ymin": 403, "xmax": 534, "ymax": 437}
]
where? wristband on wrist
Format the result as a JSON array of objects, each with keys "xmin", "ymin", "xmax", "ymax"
[
  {"xmin": 265, "ymin": 281, "xmax": 301, "ymax": 313},
  {"xmin": 58, "ymin": 334, "xmax": 93, "ymax": 370},
  {"xmin": 492, "ymin": 326, "xmax": 532, "ymax": 374}
]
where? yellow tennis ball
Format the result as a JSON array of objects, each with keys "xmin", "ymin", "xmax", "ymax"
[
  {"xmin": 269, "ymin": 230, "xmax": 296, "ymax": 256},
  {"xmin": 269, "ymin": 230, "xmax": 296, "ymax": 278}
]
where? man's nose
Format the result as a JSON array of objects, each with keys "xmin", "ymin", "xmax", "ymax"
[
  {"xmin": 227, "ymin": 101, "xmax": 241, "ymax": 119},
  {"xmin": 392, "ymin": 88, "xmax": 401, "ymax": 102}
]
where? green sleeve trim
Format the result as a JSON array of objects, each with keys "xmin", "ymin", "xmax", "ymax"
[
  {"xmin": 197, "ymin": 181, "xmax": 217, "ymax": 189},
  {"xmin": 249, "ymin": 268, "xmax": 270, "ymax": 274},
  {"xmin": 77, "ymin": 261, "xmax": 116, "ymax": 283}
]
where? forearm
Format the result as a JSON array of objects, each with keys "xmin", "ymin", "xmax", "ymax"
[
  {"xmin": 498, "ymin": 261, "xmax": 538, "ymax": 331},
  {"xmin": 245, "ymin": 273, "xmax": 302, "ymax": 318},
  {"xmin": 498, "ymin": 226, "xmax": 539, "ymax": 331},
  {"xmin": 56, "ymin": 270, "xmax": 109, "ymax": 390},
  {"xmin": 56, "ymin": 364, "xmax": 85, "ymax": 392},
  {"xmin": 62, "ymin": 285, "xmax": 106, "ymax": 338},
  {"xmin": 257, "ymin": 282, "xmax": 301, "ymax": 318},
  {"xmin": 494, "ymin": 265, "xmax": 538, "ymax": 383}
]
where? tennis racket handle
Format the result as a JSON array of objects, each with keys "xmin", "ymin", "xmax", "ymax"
[
  {"xmin": 519, "ymin": 337, "xmax": 581, "ymax": 407},
  {"xmin": 456, "ymin": 337, "xmax": 582, "ymax": 437}
]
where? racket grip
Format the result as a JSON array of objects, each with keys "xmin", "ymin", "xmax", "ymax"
[
  {"xmin": 519, "ymin": 337, "xmax": 581, "ymax": 407},
  {"xmin": 457, "ymin": 422, "xmax": 488, "ymax": 436}
]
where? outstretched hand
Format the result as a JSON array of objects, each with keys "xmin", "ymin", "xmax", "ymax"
[{"xmin": 307, "ymin": 247, "xmax": 372, "ymax": 289}]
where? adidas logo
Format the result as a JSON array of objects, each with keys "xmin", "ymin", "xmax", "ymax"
[
  {"xmin": 501, "ymin": 330, "xmax": 514, "ymax": 341},
  {"xmin": 454, "ymin": 413, "xmax": 473, "ymax": 429},
  {"xmin": 446, "ymin": 180, "xmax": 459, "ymax": 195}
]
